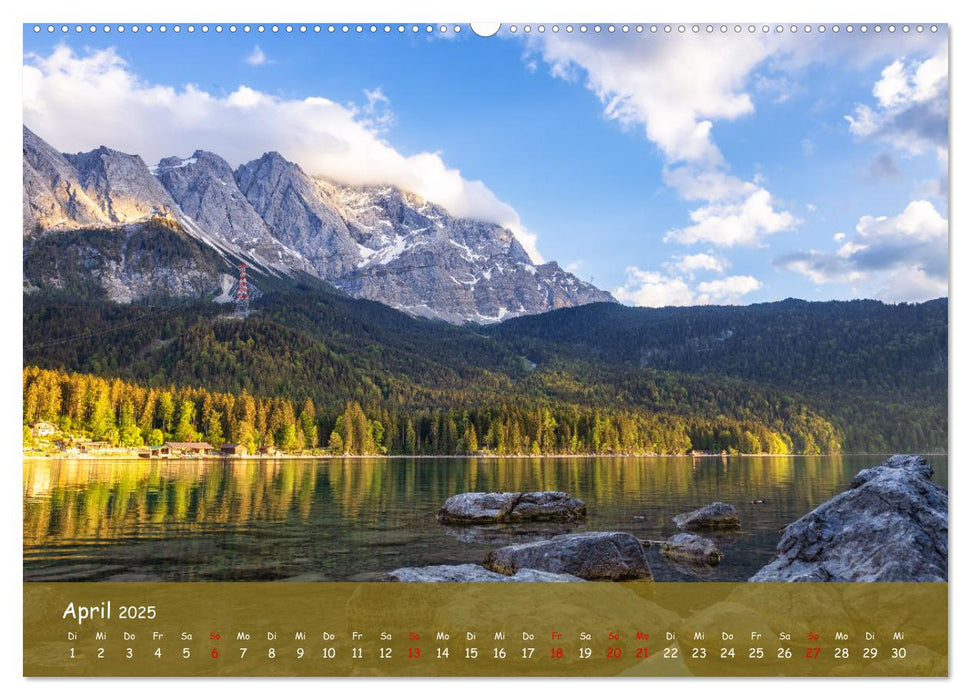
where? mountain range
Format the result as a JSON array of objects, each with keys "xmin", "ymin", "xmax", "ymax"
[{"xmin": 22, "ymin": 126, "xmax": 613, "ymax": 323}]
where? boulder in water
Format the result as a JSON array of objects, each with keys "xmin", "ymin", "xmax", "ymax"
[
  {"xmin": 661, "ymin": 533, "xmax": 723, "ymax": 566},
  {"xmin": 673, "ymin": 502, "xmax": 741, "ymax": 531},
  {"xmin": 483, "ymin": 531, "xmax": 652, "ymax": 581},
  {"xmin": 437, "ymin": 491, "xmax": 586, "ymax": 525}
]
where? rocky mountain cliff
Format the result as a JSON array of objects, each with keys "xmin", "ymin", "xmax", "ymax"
[{"xmin": 23, "ymin": 127, "xmax": 614, "ymax": 322}]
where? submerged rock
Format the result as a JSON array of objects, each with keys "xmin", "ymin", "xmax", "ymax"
[
  {"xmin": 673, "ymin": 502, "xmax": 741, "ymax": 531},
  {"xmin": 386, "ymin": 564, "xmax": 583, "ymax": 583},
  {"xmin": 437, "ymin": 491, "xmax": 586, "ymax": 525},
  {"xmin": 750, "ymin": 455, "xmax": 947, "ymax": 582},
  {"xmin": 661, "ymin": 533, "xmax": 723, "ymax": 567},
  {"xmin": 483, "ymin": 531, "xmax": 653, "ymax": 581}
]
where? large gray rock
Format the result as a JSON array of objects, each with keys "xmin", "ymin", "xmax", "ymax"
[
  {"xmin": 673, "ymin": 502, "xmax": 741, "ymax": 531},
  {"xmin": 437, "ymin": 491, "xmax": 586, "ymax": 525},
  {"xmin": 661, "ymin": 533, "xmax": 723, "ymax": 566},
  {"xmin": 750, "ymin": 455, "xmax": 947, "ymax": 582},
  {"xmin": 483, "ymin": 532, "xmax": 653, "ymax": 581},
  {"xmin": 386, "ymin": 564, "xmax": 583, "ymax": 583}
]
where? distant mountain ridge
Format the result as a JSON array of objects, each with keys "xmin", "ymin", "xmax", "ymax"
[{"xmin": 23, "ymin": 126, "xmax": 613, "ymax": 322}]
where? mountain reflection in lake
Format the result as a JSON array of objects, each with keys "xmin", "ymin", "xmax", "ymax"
[{"xmin": 23, "ymin": 455, "xmax": 947, "ymax": 583}]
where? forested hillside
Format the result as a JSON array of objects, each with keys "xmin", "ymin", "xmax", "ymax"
[{"xmin": 23, "ymin": 291, "xmax": 947, "ymax": 454}]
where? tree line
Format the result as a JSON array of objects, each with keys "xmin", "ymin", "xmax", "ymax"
[{"xmin": 24, "ymin": 366, "xmax": 842, "ymax": 455}]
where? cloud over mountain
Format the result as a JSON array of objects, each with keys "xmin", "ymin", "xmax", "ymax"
[{"xmin": 22, "ymin": 45, "xmax": 542, "ymax": 262}]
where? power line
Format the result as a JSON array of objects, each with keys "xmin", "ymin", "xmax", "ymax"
[{"xmin": 23, "ymin": 299, "xmax": 201, "ymax": 351}]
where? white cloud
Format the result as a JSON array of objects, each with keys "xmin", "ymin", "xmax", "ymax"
[
  {"xmin": 665, "ymin": 188, "xmax": 797, "ymax": 247},
  {"xmin": 361, "ymin": 87, "xmax": 395, "ymax": 133},
  {"xmin": 662, "ymin": 166, "xmax": 753, "ymax": 202},
  {"xmin": 524, "ymin": 33, "xmax": 795, "ymax": 250},
  {"xmin": 695, "ymin": 275, "xmax": 762, "ymax": 303},
  {"xmin": 754, "ymin": 73, "xmax": 797, "ymax": 104},
  {"xmin": 871, "ymin": 265, "xmax": 947, "ymax": 303},
  {"xmin": 776, "ymin": 200, "xmax": 948, "ymax": 301},
  {"xmin": 613, "ymin": 269, "xmax": 696, "ymax": 307},
  {"xmin": 614, "ymin": 267, "xmax": 761, "ymax": 308},
  {"xmin": 663, "ymin": 252, "xmax": 727, "ymax": 276},
  {"xmin": 527, "ymin": 33, "xmax": 769, "ymax": 165},
  {"xmin": 22, "ymin": 45, "xmax": 543, "ymax": 262},
  {"xmin": 563, "ymin": 259, "xmax": 583, "ymax": 273},
  {"xmin": 846, "ymin": 51, "xmax": 948, "ymax": 156},
  {"xmin": 245, "ymin": 45, "xmax": 267, "ymax": 67}
]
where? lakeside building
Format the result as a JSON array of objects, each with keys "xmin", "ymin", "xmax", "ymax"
[
  {"xmin": 163, "ymin": 441, "xmax": 214, "ymax": 457},
  {"xmin": 220, "ymin": 443, "xmax": 249, "ymax": 457}
]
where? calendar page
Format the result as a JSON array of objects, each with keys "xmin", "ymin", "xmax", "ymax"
[{"xmin": 21, "ymin": 20, "xmax": 948, "ymax": 678}]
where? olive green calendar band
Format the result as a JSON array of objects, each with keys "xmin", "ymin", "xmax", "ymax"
[{"xmin": 24, "ymin": 582, "xmax": 946, "ymax": 677}]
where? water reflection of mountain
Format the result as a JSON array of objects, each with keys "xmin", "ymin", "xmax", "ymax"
[{"xmin": 23, "ymin": 456, "xmax": 947, "ymax": 582}]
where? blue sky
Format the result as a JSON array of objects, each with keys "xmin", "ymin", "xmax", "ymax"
[{"xmin": 22, "ymin": 24, "xmax": 948, "ymax": 305}]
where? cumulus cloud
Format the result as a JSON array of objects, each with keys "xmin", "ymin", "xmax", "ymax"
[
  {"xmin": 524, "ymin": 33, "xmax": 796, "ymax": 252},
  {"xmin": 696, "ymin": 275, "xmax": 762, "ymax": 302},
  {"xmin": 845, "ymin": 51, "xmax": 948, "ymax": 156},
  {"xmin": 527, "ymin": 33, "xmax": 770, "ymax": 165},
  {"xmin": 613, "ymin": 269, "xmax": 696, "ymax": 307},
  {"xmin": 663, "ymin": 252, "xmax": 727, "ymax": 276},
  {"xmin": 775, "ymin": 200, "xmax": 947, "ymax": 301},
  {"xmin": 614, "ymin": 267, "xmax": 761, "ymax": 308},
  {"xmin": 665, "ymin": 187, "xmax": 797, "ymax": 247},
  {"xmin": 245, "ymin": 45, "xmax": 267, "ymax": 66},
  {"xmin": 22, "ymin": 45, "xmax": 542, "ymax": 262}
]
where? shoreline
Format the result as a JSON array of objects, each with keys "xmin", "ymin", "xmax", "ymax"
[{"xmin": 22, "ymin": 450, "xmax": 948, "ymax": 462}]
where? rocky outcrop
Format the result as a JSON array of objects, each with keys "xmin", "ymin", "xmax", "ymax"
[
  {"xmin": 235, "ymin": 152, "xmax": 363, "ymax": 280},
  {"xmin": 673, "ymin": 502, "xmax": 741, "ymax": 531},
  {"xmin": 65, "ymin": 146, "xmax": 183, "ymax": 225},
  {"xmin": 437, "ymin": 491, "xmax": 587, "ymax": 525},
  {"xmin": 750, "ymin": 455, "xmax": 947, "ymax": 582},
  {"xmin": 386, "ymin": 564, "xmax": 583, "ymax": 582},
  {"xmin": 156, "ymin": 150, "xmax": 312, "ymax": 276},
  {"xmin": 483, "ymin": 532, "xmax": 653, "ymax": 581},
  {"xmin": 23, "ymin": 126, "xmax": 105, "ymax": 235},
  {"xmin": 661, "ymin": 533, "xmax": 723, "ymax": 566}
]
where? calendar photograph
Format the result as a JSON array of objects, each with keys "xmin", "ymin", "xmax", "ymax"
[{"xmin": 22, "ymin": 21, "xmax": 948, "ymax": 677}]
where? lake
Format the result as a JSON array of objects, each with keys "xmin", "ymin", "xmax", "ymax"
[{"xmin": 23, "ymin": 455, "xmax": 947, "ymax": 583}]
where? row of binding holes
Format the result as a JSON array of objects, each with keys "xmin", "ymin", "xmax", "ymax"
[
  {"xmin": 31, "ymin": 25, "xmax": 464, "ymax": 34},
  {"xmin": 32, "ymin": 24, "xmax": 940, "ymax": 34}
]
